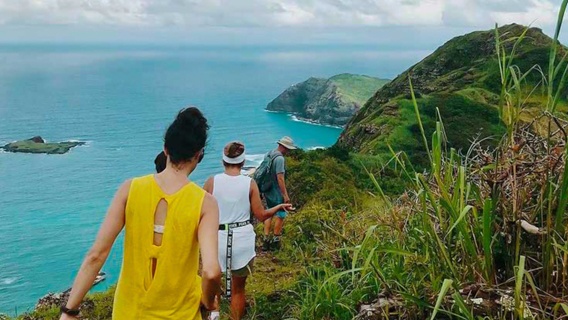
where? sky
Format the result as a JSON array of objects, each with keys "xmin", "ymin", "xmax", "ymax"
[{"xmin": 0, "ymin": 0, "xmax": 566, "ymax": 46}]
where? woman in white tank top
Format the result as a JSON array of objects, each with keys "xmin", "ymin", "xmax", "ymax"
[{"xmin": 203, "ymin": 141, "xmax": 290, "ymax": 320}]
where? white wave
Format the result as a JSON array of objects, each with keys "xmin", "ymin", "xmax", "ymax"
[
  {"xmin": 241, "ymin": 167, "xmax": 256, "ymax": 177},
  {"xmin": 68, "ymin": 139, "xmax": 91, "ymax": 148},
  {"xmin": 307, "ymin": 146, "xmax": 326, "ymax": 151},
  {"xmin": 245, "ymin": 153, "xmax": 265, "ymax": 166},
  {"xmin": 289, "ymin": 115, "xmax": 344, "ymax": 129},
  {"xmin": 1, "ymin": 277, "xmax": 18, "ymax": 285}
]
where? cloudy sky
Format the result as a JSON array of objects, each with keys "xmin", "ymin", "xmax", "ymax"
[{"xmin": 0, "ymin": 0, "xmax": 566, "ymax": 45}]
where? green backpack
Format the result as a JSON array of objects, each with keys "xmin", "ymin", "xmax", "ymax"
[{"xmin": 253, "ymin": 152, "xmax": 282, "ymax": 193}]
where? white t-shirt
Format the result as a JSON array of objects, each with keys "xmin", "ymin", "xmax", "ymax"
[{"xmin": 212, "ymin": 173, "xmax": 256, "ymax": 272}]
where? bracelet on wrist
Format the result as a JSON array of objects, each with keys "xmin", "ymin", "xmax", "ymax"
[{"xmin": 60, "ymin": 305, "xmax": 80, "ymax": 316}]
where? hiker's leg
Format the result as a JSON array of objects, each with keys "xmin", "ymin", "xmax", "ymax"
[
  {"xmin": 274, "ymin": 216, "xmax": 284, "ymax": 235},
  {"xmin": 272, "ymin": 216, "xmax": 285, "ymax": 250},
  {"xmin": 230, "ymin": 275, "xmax": 247, "ymax": 320},
  {"xmin": 263, "ymin": 217, "xmax": 272, "ymax": 236},
  {"xmin": 262, "ymin": 218, "xmax": 272, "ymax": 251}
]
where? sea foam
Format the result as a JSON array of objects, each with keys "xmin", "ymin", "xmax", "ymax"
[
  {"xmin": 245, "ymin": 154, "xmax": 265, "ymax": 166},
  {"xmin": 289, "ymin": 115, "xmax": 344, "ymax": 129},
  {"xmin": 1, "ymin": 277, "xmax": 18, "ymax": 285}
]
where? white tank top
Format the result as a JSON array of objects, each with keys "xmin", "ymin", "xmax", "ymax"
[
  {"xmin": 213, "ymin": 173, "xmax": 255, "ymax": 272},
  {"xmin": 212, "ymin": 173, "xmax": 252, "ymax": 224}
]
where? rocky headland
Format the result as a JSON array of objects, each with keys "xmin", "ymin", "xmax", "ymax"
[{"xmin": 266, "ymin": 73, "xmax": 390, "ymax": 127}]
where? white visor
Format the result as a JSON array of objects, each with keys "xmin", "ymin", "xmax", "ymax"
[{"xmin": 223, "ymin": 152, "xmax": 246, "ymax": 164}]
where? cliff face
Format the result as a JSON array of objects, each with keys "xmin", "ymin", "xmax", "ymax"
[
  {"xmin": 337, "ymin": 24, "xmax": 567, "ymax": 164},
  {"xmin": 266, "ymin": 74, "xmax": 389, "ymax": 126}
]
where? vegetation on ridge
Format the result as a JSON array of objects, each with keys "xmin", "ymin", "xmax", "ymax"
[{"xmin": 338, "ymin": 23, "xmax": 568, "ymax": 167}]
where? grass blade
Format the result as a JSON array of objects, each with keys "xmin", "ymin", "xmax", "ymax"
[
  {"xmin": 409, "ymin": 77, "xmax": 431, "ymax": 163},
  {"xmin": 554, "ymin": 146, "xmax": 568, "ymax": 235},
  {"xmin": 430, "ymin": 279, "xmax": 453, "ymax": 320},
  {"xmin": 482, "ymin": 199, "xmax": 495, "ymax": 284},
  {"xmin": 452, "ymin": 292, "xmax": 475, "ymax": 320},
  {"xmin": 515, "ymin": 255, "xmax": 527, "ymax": 318}
]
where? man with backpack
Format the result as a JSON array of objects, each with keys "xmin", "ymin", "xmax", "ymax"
[{"xmin": 253, "ymin": 136, "xmax": 297, "ymax": 251}]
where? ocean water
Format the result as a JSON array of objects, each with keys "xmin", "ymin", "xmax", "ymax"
[{"xmin": 0, "ymin": 44, "xmax": 417, "ymax": 314}]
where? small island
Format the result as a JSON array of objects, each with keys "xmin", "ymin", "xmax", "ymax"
[
  {"xmin": 2, "ymin": 136, "xmax": 85, "ymax": 155},
  {"xmin": 266, "ymin": 73, "xmax": 390, "ymax": 127}
]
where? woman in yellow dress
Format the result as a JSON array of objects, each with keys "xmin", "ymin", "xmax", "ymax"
[{"xmin": 60, "ymin": 107, "xmax": 221, "ymax": 320}]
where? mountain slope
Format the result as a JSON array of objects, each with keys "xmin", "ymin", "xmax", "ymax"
[
  {"xmin": 266, "ymin": 73, "xmax": 389, "ymax": 126},
  {"xmin": 337, "ymin": 24, "xmax": 567, "ymax": 165}
]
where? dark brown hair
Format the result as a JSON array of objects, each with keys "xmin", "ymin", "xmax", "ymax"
[
  {"xmin": 155, "ymin": 151, "xmax": 167, "ymax": 173},
  {"xmin": 164, "ymin": 107, "xmax": 209, "ymax": 165}
]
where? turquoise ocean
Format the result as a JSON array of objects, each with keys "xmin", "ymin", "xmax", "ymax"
[{"xmin": 0, "ymin": 44, "xmax": 416, "ymax": 314}]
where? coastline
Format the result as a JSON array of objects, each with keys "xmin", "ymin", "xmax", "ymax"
[
  {"xmin": 264, "ymin": 110, "xmax": 344, "ymax": 129},
  {"xmin": 289, "ymin": 115, "xmax": 344, "ymax": 129}
]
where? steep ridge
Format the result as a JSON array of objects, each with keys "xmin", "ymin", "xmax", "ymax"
[{"xmin": 338, "ymin": 24, "xmax": 566, "ymax": 164}]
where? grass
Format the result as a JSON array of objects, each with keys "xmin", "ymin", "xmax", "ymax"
[
  {"xmin": 352, "ymin": 92, "xmax": 507, "ymax": 169},
  {"xmin": 329, "ymin": 74, "xmax": 390, "ymax": 105}
]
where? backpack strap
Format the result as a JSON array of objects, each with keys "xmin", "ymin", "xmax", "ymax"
[{"xmin": 268, "ymin": 152, "xmax": 283, "ymax": 174}]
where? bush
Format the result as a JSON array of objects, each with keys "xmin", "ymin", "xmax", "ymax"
[{"xmin": 286, "ymin": 151, "xmax": 359, "ymax": 210}]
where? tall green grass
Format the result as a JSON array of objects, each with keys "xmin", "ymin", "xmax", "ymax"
[{"xmin": 291, "ymin": 2, "xmax": 568, "ymax": 319}]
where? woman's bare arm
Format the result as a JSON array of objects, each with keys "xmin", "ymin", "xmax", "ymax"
[
  {"xmin": 199, "ymin": 193, "xmax": 222, "ymax": 310},
  {"xmin": 250, "ymin": 180, "xmax": 290, "ymax": 222},
  {"xmin": 60, "ymin": 180, "xmax": 131, "ymax": 318},
  {"xmin": 203, "ymin": 177, "xmax": 214, "ymax": 194}
]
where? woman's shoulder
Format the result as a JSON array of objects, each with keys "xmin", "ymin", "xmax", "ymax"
[
  {"xmin": 200, "ymin": 189, "xmax": 218, "ymax": 212},
  {"xmin": 131, "ymin": 173, "xmax": 154, "ymax": 183},
  {"xmin": 122, "ymin": 175, "xmax": 151, "ymax": 198},
  {"xmin": 126, "ymin": 175, "xmax": 165, "ymax": 198}
]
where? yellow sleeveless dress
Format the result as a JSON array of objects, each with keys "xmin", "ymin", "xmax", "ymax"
[{"xmin": 113, "ymin": 174, "xmax": 205, "ymax": 320}]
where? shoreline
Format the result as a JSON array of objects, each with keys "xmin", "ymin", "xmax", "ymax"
[{"xmin": 265, "ymin": 110, "xmax": 344, "ymax": 129}]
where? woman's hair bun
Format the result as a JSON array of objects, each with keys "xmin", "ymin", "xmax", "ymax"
[
  {"xmin": 177, "ymin": 107, "xmax": 204, "ymax": 127},
  {"xmin": 164, "ymin": 106, "xmax": 209, "ymax": 165}
]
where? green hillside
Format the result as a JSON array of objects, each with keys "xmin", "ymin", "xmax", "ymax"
[
  {"xmin": 338, "ymin": 24, "xmax": 568, "ymax": 166},
  {"xmin": 329, "ymin": 73, "xmax": 390, "ymax": 104}
]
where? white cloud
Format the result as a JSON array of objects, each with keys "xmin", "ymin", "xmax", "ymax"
[
  {"xmin": 489, "ymin": 0, "xmax": 558, "ymax": 26},
  {"xmin": 0, "ymin": 0, "xmax": 563, "ymax": 30},
  {"xmin": 0, "ymin": 0, "xmax": 151, "ymax": 25},
  {"xmin": 442, "ymin": 0, "xmax": 561, "ymax": 27}
]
